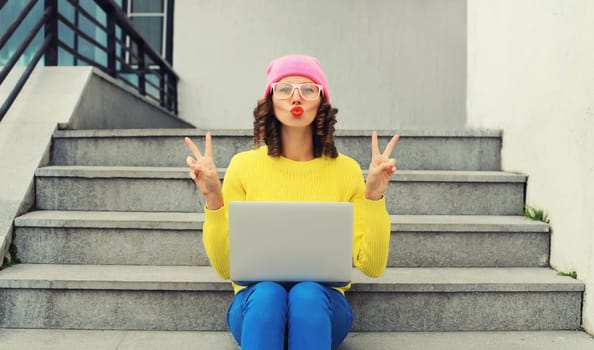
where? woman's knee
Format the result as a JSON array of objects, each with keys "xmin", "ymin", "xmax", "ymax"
[
  {"xmin": 227, "ymin": 282, "xmax": 288, "ymax": 348},
  {"xmin": 288, "ymin": 282, "xmax": 329, "ymax": 312},
  {"xmin": 245, "ymin": 281, "xmax": 288, "ymax": 309}
]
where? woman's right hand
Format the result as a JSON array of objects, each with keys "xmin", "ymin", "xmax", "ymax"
[{"xmin": 185, "ymin": 132, "xmax": 224, "ymax": 210}]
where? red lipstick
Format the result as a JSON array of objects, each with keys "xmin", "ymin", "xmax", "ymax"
[{"xmin": 290, "ymin": 106, "xmax": 304, "ymax": 117}]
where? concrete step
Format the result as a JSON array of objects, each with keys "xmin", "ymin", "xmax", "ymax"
[
  {"xmin": 13, "ymin": 211, "xmax": 550, "ymax": 267},
  {"xmin": 34, "ymin": 166, "xmax": 526, "ymax": 215},
  {"xmin": 51, "ymin": 129, "xmax": 502, "ymax": 170},
  {"xmin": 1, "ymin": 329, "xmax": 594, "ymax": 350},
  {"xmin": 0, "ymin": 264, "xmax": 583, "ymax": 332}
]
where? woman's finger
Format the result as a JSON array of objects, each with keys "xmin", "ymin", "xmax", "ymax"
[
  {"xmin": 382, "ymin": 134, "xmax": 400, "ymax": 158},
  {"xmin": 371, "ymin": 131, "xmax": 379, "ymax": 156},
  {"xmin": 204, "ymin": 132, "xmax": 213, "ymax": 158},
  {"xmin": 185, "ymin": 137, "xmax": 203, "ymax": 158},
  {"xmin": 381, "ymin": 159, "xmax": 397, "ymax": 174}
]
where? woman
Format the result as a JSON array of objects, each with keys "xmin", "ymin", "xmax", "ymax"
[{"xmin": 185, "ymin": 54, "xmax": 399, "ymax": 350}]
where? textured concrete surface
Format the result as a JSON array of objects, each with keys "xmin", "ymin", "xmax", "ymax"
[
  {"xmin": 0, "ymin": 288, "xmax": 232, "ymax": 330},
  {"xmin": 393, "ymin": 214, "xmax": 549, "ymax": 232},
  {"xmin": 0, "ymin": 265, "xmax": 582, "ymax": 293},
  {"xmin": 348, "ymin": 291, "xmax": 582, "ymax": 331},
  {"xmin": 0, "ymin": 67, "xmax": 94, "ymax": 267},
  {"xmin": 14, "ymin": 210, "xmax": 204, "ymax": 230},
  {"xmin": 13, "ymin": 227, "xmax": 208, "ymax": 265},
  {"xmin": 12, "ymin": 227, "xmax": 549, "ymax": 267},
  {"xmin": 34, "ymin": 167, "xmax": 526, "ymax": 214},
  {"xmin": 51, "ymin": 129, "xmax": 502, "ymax": 170},
  {"xmin": 1, "ymin": 330, "xmax": 594, "ymax": 350},
  {"xmin": 13, "ymin": 211, "xmax": 549, "ymax": 232},
  {"xmin": 390, "ymin": 231, "xmax": 549, "ymax": 267},
  {"xmin": 67, "ymin": 69, "xmax": 194, "ymax": 130},
  {"xmin": 0, "ymin": 287, "xmax": 582, "ymax": 331},
  {"xmin": 0, "ymin": 265, "xmax": 583, "ymax": 331},
  {"xmin": 386, "ymin": 181, "xmax": 524, "ymax": 215},
  {"xmin": 340, "ymin": 331, "xmax": 594, "ymax": 350},
  {"xmin": 336, "ymin": 135, "xmax": 501, "ymax": 170},
  {"xmin": 0, "ymin": 67, "xmax": 193, "ymax": 268},
  {"xmin": 392, "ymin": 215, "xmax": 550, "ymax": 267},
  {"xmin": 13, "ymin": 211, "xmax": 550, "ymax": 267}
]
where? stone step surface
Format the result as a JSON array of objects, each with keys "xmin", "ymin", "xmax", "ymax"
[
  {"xmin": 34, "ymin": 166, "xmax": 526, "ymax": 215},
  {"xmin": 14, "ymin": 211, "xmax": 550, "ymax": 267},
  {"xmin": 1, "ymin": 329, "xmax": 594, "ymax": 350},
  {"xmin": 0, "ymin": 264, "xmax": 583, "ymax": 332},
  {"xmin": 51, "ymin": 128, "xmax": 502, "ymax": 170}
]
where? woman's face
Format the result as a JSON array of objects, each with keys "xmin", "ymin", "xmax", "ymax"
[{"xmin": 272, "ymin": 75, "xmax": 321, "ymax": 128}]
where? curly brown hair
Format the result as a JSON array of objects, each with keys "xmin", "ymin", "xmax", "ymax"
[{"xmin": 252, "ymin": 95, "xmax": 339, "ymax": 158}]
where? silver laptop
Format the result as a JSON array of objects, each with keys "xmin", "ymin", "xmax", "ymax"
[{"xmin": 228, "ymin": 201, "xmax": 353, "ymax": 285}]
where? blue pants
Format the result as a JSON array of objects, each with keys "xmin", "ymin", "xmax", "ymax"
[{"xmin": 227, "ymin": 281, "xmax": 353, "ymax": 350}]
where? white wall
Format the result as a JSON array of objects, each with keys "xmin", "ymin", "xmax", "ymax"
[
  {"xmin": 173, "ymin": 0, "xmax": 466, "ymax": 130},
  {"xmin": 467, "ymin": 0, "xmax": 594, "ymax": 334}
]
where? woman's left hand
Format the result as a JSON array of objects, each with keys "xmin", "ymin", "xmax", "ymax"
[{"xmin": 365, "ymin": 131, "xmax": 400, "ymax": 201}]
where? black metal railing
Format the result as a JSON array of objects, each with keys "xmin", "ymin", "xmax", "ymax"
[{"xmin": 0, "ymin": 0, "xmax": 178, "ymax": 122}]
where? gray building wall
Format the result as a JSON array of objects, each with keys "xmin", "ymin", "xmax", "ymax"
[{"xmin": 174, "ymin": 0, "xmax": 466, "ymax": 130}]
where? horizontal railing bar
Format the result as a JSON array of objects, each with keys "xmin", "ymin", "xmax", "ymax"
[
  {"xmin": 143, "ymin": 77, "xmax": 160, "ymax": 91},
  {"xmin": 60, "ymin": 2, "xmax": 150, "ymax": 79},
  {"xmin": 56, "ymin": 40, "xmax": 153, "ymax": 90},
  {"xmin": 64, "ymin": 0, "xmax": 109, "ymax": 34},
  {"xmin": 94, "ymin": 0, "xmax": 178, "ymax": 80},
  {"xmin": 110, "ymin": 51, "xmax": 155, "ymax": 79},
  {"xmin": 112, "ymin": 70, "xmax": 170, "ymax": 104},
  {"xmin": 0, "ymin": 5, "xmax": 52, "ymax": 86},
  {"xmin": 56, "ymin": 40, "xmax": 109, "ymax": 71},
  {"xmin": 145, "ymin": 92, "xmax": 160, "ymax": 103},
  {"xmin": 0, "ymin": 34, "xmax": 54, "ymax": 122},
  {"xmin": 64, "ymin": 0, "xmax": 148, "ymax": 72},
  {"xmin": 57, "ymin": 13, "xmax": 111, "ymax": 55},
  {"xmin": 0, "ymin": 0, "xmax": 38, "ymax": 51},
  {"xmin": 63, "ymin": 0, "xmax": 142, "ymax": 67},
  {"xmin": 67, "ymin": 0, "xmax": 179, "ymax": 98},
  {"xmin": 114, "ymin": 71, "xmax": 144, "ymax": 90},
  {"xmin": 116, "ymin": 66, "xmax": 174, "ymax": 95},
  {"xmin": 116, "ymin": 68, "xmax": 163, "ymax": 93},
  {"xmin": 0, "ymin": 0, "xmax": 179, "ymax": 118}
]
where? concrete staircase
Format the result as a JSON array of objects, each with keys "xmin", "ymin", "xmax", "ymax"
[{"xmin": 1, "ymin": 128, "xmax": 593, "ymax": 349}]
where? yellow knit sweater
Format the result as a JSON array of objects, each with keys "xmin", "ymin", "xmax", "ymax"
[{"xmin": 203, "ymin": 146, "xmax": 391, "ymax": 294}]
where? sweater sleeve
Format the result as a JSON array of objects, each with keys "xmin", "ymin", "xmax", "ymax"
[
  {"xmin": 351, "ymin": 172, "xmax": 391, "ymax": 277},
  {"xmin": 202, "ymin": 154, "xmax": 246, "ymax": 280}
]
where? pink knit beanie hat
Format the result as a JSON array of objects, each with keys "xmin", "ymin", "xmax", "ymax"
[{"xmin": 263, "ymin": 54, "xmax": 330, "ymax": 102}]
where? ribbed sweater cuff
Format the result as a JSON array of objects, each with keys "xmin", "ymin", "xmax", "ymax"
[
  {"xmin": 364, "ymin": 196, "xmax": 387, "ymax": 211},
  {"xmin": 204, "ymin": 204, "xmax": 226, "ymax": 221}
]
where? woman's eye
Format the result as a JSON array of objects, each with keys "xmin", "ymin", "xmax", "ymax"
[
  {"xmin": 302, "ymin": 86, "xmax": 314, "ymax": 94},
  {"xmin": 276, "ymin": 84, "xmax": 292, "ymax": 94}
]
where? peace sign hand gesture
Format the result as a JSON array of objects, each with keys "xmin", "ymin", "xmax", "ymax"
[
  {"xmin": 185, "ymin": 132, "xmax": 224, "ymax": 210},
  {"xmin": 365, "ymin": 131, "xmax": 400, "ymax": 201}
]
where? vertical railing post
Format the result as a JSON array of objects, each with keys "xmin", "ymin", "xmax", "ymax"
[
  {"xmin": 172, "ymin": 76, "xmax": 178, "ymax": 115},
  {"xmin": 106, "ymin": 16, "xmax": 116, "ymax": 76},
  {"xmin": 159, "ymin": 65, "xmax": 166, "ymax": 109},
  {"xmin": 137, "ymin": 44, "xmax": 146, "ymax": 96},
  {"xmin": 43, "ymin": 0, "xmax": 58, "ymax": 66},
  {"xmin": 103, "ymin": 1, "xmax": 116, "ymax": 77},
  {"xmin": 72, "ymin": 0, "xmax": 79, "ymax": 65}
]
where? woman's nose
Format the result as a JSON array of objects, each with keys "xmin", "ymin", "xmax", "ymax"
[{"xmin": 290, "ymin": 87, "xmax": 303, "ymax": 102}]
